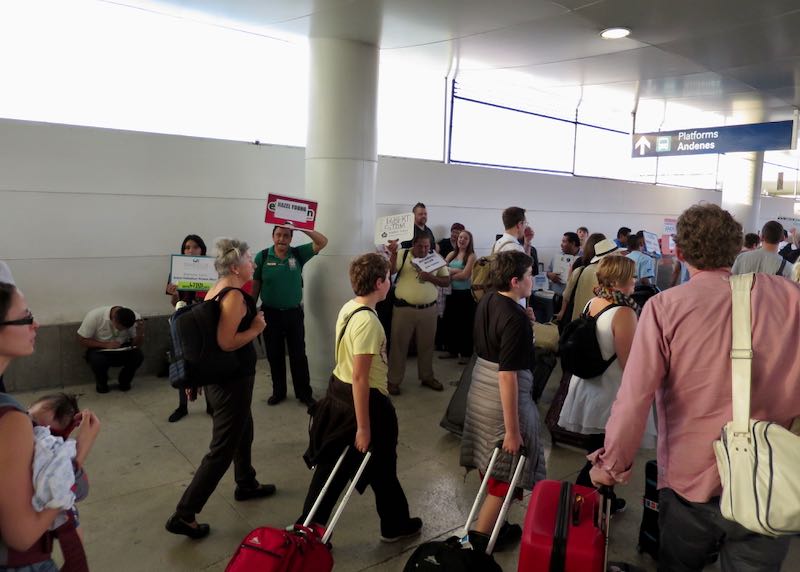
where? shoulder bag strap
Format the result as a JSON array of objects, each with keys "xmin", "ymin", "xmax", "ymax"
[
  {"xmin": 730, "ymin": 273, "xmax": 754, "ymax": 434},
  {"xmin": 393, "ymin": 249, "xmax": 410, "ymax": 286},
  {"xmin": 777, "ymin": 258, "xmax": 787, "ymax": 276},
  {"xmin": 335, "ymin": 306, "xmax": 376, "ymax": 362}
]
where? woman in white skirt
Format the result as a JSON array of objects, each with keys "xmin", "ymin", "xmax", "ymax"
[{"xmin": 558, "ymin": 255, "xmax": 655, "ymax": 512}]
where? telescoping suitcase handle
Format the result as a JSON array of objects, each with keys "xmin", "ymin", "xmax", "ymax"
[
  {"xmin": 303, "ymin": 446, "xmax": 372, "ymax": 544},
  {"xmin": 462, "ymin": 442, "xmax": 529, "ymax": 555},
  {"xmin": 597, "ymin": 485, "xmax": 613, "ymax": 572}
]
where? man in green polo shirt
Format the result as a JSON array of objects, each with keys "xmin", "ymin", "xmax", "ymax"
[{"xmin": 253, "ymin": 225, "xmax": 328, "ymax": 407}]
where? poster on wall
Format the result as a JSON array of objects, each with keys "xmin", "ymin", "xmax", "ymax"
[{"xmin": 265, "ymin": 193, "xmax": 318, "ymax": 230}]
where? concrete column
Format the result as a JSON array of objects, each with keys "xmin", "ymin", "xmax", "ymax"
[
  {"xmin": 721, "ymin": 151, "xmax": 764, "ymax": 233},
  {"xmin": 303, "ymin": 37, "xmax": 380, "ymax": 381}
]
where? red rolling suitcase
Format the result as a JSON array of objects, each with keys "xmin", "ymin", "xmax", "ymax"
[
  {"xmin": 225, "ymin": 447, "xmax": 370, "ymax": 572},
  {"xmin": 518, "ymin": 480, "xmax": 610, "ymax": 572}
]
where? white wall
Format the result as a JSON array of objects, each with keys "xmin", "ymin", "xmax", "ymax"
[{"xmin": 1, "ymin": 118, "xmax": 795, "ymax": 324}]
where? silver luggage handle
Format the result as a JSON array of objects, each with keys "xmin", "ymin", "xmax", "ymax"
[
  {"xmin": 462, "ymin": 444, "xmax": 529, "ymax": 555},
  {"xmin": 303, "ymin": 446, "xmax": 372, "ymax": 544}
]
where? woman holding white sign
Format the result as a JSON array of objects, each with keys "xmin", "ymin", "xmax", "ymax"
[{"xmin": 165, "ymin": 234, "xmax": 213, "ymax": 423}]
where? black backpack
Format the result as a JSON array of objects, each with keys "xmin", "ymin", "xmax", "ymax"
[
  {"xmin": 403, "ymin": 536, "xmax": 501, "ymax": 572},
  {"xmin": 168, "ymin": 287, "xmax": 249, "ymax": 389},
  {"xmin": 558, "ymin": 303, "xmax": 620, "ymax": 379}
]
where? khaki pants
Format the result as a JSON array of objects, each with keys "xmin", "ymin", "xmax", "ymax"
[{"xmin": 388, "ymin": 305, "xmax": 438, "ymax": 386}]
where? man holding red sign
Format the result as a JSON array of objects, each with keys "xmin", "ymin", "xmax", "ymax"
[{"xmin": 253, "ymin": 225, "xmax": 328, "ymax": 408}]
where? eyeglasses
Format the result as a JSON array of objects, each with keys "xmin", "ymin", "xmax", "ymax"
[{"xmin": 0, "ymin": 312, "xmax": 34, "ymax": 326}]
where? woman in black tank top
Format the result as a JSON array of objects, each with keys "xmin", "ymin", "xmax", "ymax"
[{"xmin": 166, "ymin": 238, "xmax": 275, "ymax": 540}]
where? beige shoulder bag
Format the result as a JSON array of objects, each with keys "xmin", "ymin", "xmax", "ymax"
[{"xmin": 713, "ymin": 273, "xmax": 800, "ymax": 536}]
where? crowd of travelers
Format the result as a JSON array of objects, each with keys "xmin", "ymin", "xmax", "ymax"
[{"xmin": 2, "ymin": 201, "xmax": 800, "ymax": 571}]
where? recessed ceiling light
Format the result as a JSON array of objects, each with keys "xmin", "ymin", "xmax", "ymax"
[{"xmin": 600, "ymin": 27, "xmax": 631, "ymax": 40}]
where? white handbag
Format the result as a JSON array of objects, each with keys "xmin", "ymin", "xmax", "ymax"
[{"xmin": 713, "ymin": 273, "xmax": 800, "ymax": 536}]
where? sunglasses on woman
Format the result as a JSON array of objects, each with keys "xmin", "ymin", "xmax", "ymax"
[{"xmin": 0, "ymin": 312, "xmax": 34, "ymax": 326}]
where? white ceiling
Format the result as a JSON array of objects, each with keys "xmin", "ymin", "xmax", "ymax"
[
  {"xmin": 116, "ymin": 0, "xmax": 800, "ymax": 123},
  {"xmin": 112, "ymin": 0, "xmax": 800, "ymax": 191}
]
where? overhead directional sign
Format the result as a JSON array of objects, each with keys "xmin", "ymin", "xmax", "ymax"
[{"xmin": 632, "ymin": 120, "xmax": 795, "ymax": 158}]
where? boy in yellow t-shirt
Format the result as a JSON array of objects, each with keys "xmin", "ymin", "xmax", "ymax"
[{"xmin": 299, "ymin": 252, "xmax": 423, "ymax": 544}]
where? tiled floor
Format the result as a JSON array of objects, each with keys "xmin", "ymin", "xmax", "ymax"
[{"xmin": 12, "ymin": 356, "xmax": 798, "ymax": 571}]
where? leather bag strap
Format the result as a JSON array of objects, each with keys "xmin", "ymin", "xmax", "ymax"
[{"xmin": 730, "ymin": 273, "xmax": 754, "ymax": 434}]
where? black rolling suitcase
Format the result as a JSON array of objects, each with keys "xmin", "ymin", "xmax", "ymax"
[
  {"xmin": 637, "ymin": 460, "xmax": 718, "ymax": 566},
  {"xmin": 637, "ymin": 460, "xmax": 659, "ymax": 560}
]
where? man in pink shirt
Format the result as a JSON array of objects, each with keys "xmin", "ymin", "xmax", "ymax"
[{"xmin": 590, "ymin": 204, "xmax": 800, "ymax": 571}]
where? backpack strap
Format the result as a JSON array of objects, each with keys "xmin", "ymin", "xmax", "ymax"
[
  {"xmin": 210, "ymin": 286, "xmax": 256, "ymax": 316},
  {"xmin": 491, "ymin": 238, "xmax": 516, "ymax": 255},
  {"xmin": 585, "ymin": 302, "xmax": 622, "ymax": 320},
  {"xmin": 211, "ymin": 286, "xmax": 246, "ymax": 302},
  {"xmin": 335, "ymin": 306, "xmax": 377, "ymax": 362},
  {"xmin": 777, "ymin": 258, "xmax": 787, "ymax": 276}
]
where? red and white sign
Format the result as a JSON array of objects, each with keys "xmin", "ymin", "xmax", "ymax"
[{"xmin": 265, "ymin": 193, "xmax": 317, "ymax": 230}]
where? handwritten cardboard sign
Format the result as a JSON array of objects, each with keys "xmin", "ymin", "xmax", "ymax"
[
  {"xmin": 411, "ymin": 252, "xmax": 447, "ymax": 273},
  {"xmin": 374, "ymin": 213, "xmax": 414, "ymax": 245},
  {"xmin": 265, "ymin": 193, "xmax": 317, "ymax": 230}
]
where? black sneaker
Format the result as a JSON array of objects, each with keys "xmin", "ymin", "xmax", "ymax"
[
  {"xmin": 267, "ymin": 395, "xmax": 285, "ymax": 406},
  {"xmin": 96, "ymin": 382, "xmax": 110, "ymax": 394},
  {"xmin": 168, "ymin": 407, "xmax": 188, "ymax": 423},
  {"xmin": 380, "ymin": 517, "xmax": 423, "ymax": 543},
  {"xmin": 492, "ymin": 522, "xmax": 522, "ymax": 552}
]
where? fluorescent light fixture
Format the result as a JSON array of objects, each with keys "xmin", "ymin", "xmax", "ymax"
[{"xmin": 600, "ymin": 27, "xmax": 631, "ymax": 40}]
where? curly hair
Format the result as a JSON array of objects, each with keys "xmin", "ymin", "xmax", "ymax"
[
  {"xmin": 350, "ymin": 253, "xmax": 390, "ymax": 296},
  {"xmin": 675, "ymin": 204, "xmax": 742, "ymax": 270}
]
